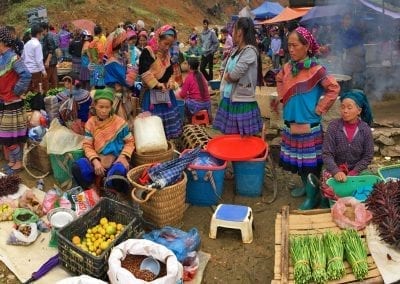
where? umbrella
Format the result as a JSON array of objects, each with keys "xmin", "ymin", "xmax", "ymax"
[
  {"xmin": 147, "ymin": 147, "xmax": 201, "ymax": 188},
  {"xmin": 23, "ymin": 253, "xmax": 59, "ymax": 284},
  {"xmin": 71, "ymin": 19, "xmax": 95, "ymax": 35}
]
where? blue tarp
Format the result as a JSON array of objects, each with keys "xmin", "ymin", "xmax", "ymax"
[
  {"xmin": 251, "ymin": 1, "xmax": 283, "ymax": 20},
  {"xmin": 300, "ymin": 5, "xmax": 349, "ymax": 25}
]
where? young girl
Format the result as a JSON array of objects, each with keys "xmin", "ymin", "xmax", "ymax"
[
  {"xmin": 177, "ymin": 57, "xmax": 211, "ymax": 123},
  {"xmin": 72, "ymin": 88, "xmax": 134, "ymax": 195}
]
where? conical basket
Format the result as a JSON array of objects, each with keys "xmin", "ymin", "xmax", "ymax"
[{"xmin": 128, "ymin": 164, "xmax": 187, "ymax": 228}]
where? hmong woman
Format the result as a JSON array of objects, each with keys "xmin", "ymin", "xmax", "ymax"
[
  {"xmin": 213, "ymin": 17, "xmax": 263, "ymax": 136},
  {"xmin": 139, "ymin": 25, "xmax": 182, "ymax": 139},
  {"xmin": 276, "ymin": 26, "xmax": 339, "ymax": 210},
  {"xmin": 0, "ymin": 26, "xmax": 31, "ymax": 174},
  {"xmin": 88, "ymin": 25, "xmax": 106, "ymax": 89},
  {"xmin": 68, "ymin": 29, "xmax": 83, "ymax": 81},
  {"xmin": 79, "ymin": 30, "xmax": 92, "ymax": 90},
  {"xmin": 72, "ymin": 88, "xmax": 134, "ymax": 196}
]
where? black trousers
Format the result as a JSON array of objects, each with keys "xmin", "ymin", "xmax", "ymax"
[{"xmin": 200, "ymin": 53, "xmax": 214, "ymax": 81}]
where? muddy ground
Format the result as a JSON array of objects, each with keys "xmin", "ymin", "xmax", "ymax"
[{"xmin": 1, "ymin": 92, "xmax": 400, "ymax": 284}]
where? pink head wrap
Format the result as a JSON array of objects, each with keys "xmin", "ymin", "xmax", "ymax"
[
  {"xmin": 147, "ymin": 25, "xmax": 176, "ymax": 53},
  {"xmin": 295, "ymin": 27, "xmax": 320, "ymax": 56},
  {"xmin": 127, "ymin": 30, "xmax": 137, "ymax": 40},
  {"xmin": 105, "ymin": 27, "xmax": 127, "ymax": 58}
]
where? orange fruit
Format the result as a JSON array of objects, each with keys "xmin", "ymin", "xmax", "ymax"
[{"xmin": 72, "ymin": 236, "xmax": 81, "ymax": 245}]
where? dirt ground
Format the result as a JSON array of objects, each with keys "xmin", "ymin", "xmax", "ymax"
[{"xmin": 1, "ymin": 89, "xmax": 400, "ymax": 284}]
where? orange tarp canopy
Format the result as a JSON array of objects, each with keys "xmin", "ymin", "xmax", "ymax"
[{"xmin": 259, "ymin": 7, "xmax": 311, "ymax": 24}]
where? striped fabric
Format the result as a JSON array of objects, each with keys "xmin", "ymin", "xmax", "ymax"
[
  {"xmin": 279, "ymin": 123, "xmax": 323, "ymax": 176},
  {"xmin": 71, "ymin": 57, "xmax": 81, "ymax": 79},
  {"xmin": 0, "ymin": 102, "xmax": 27, "ymax": 145},
  {"xmin": 213, "ymin": 97, "xmax": 262, "ymax": 136},
  {"xmin": 142, "ymin": 89, "xmax": 182, "ymax": 139},
  {"xmin": 89, "ymin": 64, "xmax": 105, "ymax": 87}
]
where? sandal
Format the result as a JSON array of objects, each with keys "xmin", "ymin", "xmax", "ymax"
[{"xmin": 4, "ymin": 167, "xmax": 23, "ymax": 175}]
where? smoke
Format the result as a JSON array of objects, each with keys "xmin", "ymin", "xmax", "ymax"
[{"xmin": 303, "ymin": 0, "xmax": 400, "ymax": 101}]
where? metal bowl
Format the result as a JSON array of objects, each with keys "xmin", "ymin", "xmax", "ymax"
[
  {"xmin": 331, "ymin": 74, "xmax": 352, "ymax": 94},
  {"xmin": 47, "ymin": 207, "xmax": 77, "ymax": 229}
]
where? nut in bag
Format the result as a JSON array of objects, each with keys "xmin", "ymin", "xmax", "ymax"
[{"xmin": 7, "ymin": 223, "xmax": 40, "ymax": 246}]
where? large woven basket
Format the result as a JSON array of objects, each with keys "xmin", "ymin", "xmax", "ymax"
[
  {"xmin": 179, "ymin": 124, "xmax": 210, "ymax": 152},
  {"xmin": 23, "ymin": 139, "xmax": 52, "ymax": 179},
  {"xmin": 127, "ymin": 164, "xmax": 187, "ymax": 228},
  {"xmin": 131, "ymin": 141, "xmax": 174, "ymax": 167}
]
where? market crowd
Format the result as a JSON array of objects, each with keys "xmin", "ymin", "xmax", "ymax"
[{"xmin": 0, "ymin": 13, "xmax": 374, "ymax": 210}]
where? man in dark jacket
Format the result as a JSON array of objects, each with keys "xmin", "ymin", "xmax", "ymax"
[{"xmin": 40, "ymin": 22, "xmax": 58, "ymax": 92}]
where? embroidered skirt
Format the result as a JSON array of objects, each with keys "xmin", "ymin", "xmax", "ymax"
[
  {"xmin": 79, "ymin": 66, "xmax": 90, "ymax": 81},
  {"xmin": 213, "ymin": 98, "xmax": 262, "ymax": 136},
  {"xmin": 185, "ymin": 99, "xmax": 212, "ymax": 122},
  {"xmin": 142, "ymin": 89, "xmax": 183, "ymax": 139},
  {"xmin": 71, "ymin": 56, "xmax": 81, "ymax": 79},
  {"xmin": 279, "ymin": 123, "xmax": 323, "ymax": 176},
  {"xmin": 0, "ymin": 101, "xmax": 27, "ymax": 145}
]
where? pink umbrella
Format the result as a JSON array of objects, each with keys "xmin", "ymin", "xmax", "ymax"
[{"xmin": 71, "ymin": 19, "xmax": 95, "ymax": 35}]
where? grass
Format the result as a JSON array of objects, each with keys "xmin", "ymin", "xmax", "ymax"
[
  {"xmin": 131, "ymin": 6, "xmax": 151, "ymax": 18},
  {"xmin": 158, "ymin": 7, "xmax": 177, "ymax": 22}
]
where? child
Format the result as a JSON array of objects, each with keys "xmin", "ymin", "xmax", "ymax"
[
  {"xmin": 72, "ymin": 88, "xmax": 134, "ymax": 196},
  {"xmin": 176, "ymin": 57, "xmax": 211, "ymax": 122}
]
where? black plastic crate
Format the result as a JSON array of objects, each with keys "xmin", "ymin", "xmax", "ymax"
[{"xmin": 57, "ymin": 197, "xmax": 144, "ymax": 280}]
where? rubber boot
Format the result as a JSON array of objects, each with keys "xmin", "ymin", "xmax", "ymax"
[
  {"xmin": 298, "ymin": 173, "xmax": 320, "ymax": 210},
  {"xmin": 319, "ymin": 197, "xmax": 331, "ymax": 209},
  {"xmin": 290, "ymin": 174, "xmax": 307, "ymax": 198}
]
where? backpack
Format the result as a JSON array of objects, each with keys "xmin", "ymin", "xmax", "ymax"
[{"xmin": 264, "ymin": 69, "xmax": 279, "ymax": 87}]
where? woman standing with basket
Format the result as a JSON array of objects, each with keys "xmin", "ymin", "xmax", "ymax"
[
  {"xmin": 0, "ymin": 26, "xmax": 31, "ymax": 174},
  {"xmin": 276, "ymin": 26, "xmax": 340, "ymax": 210}
]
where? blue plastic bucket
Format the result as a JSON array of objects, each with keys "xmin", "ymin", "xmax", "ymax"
[
  {"xmin": 176, "ymin": 100, "xmax": 185, "ymax": 121},
  {"xmin": 182, "ymin": 149, "xmax": 227, "ymax": 206},
  {"xmin": 232, "ymin": 149, "xmax": 268, "ymax": 197}
]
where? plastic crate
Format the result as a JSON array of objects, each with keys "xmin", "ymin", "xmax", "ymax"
[
  {"xmin": 57, "ymin": 198, "xmax": 144, "ymax": 280},
  {"xmin": 232, "ymin": 149, "xmax": 268, "ymax": 197},
  {"xmin": 378, "ymin": 164, "xmax": 400, "ymax": 181},
  {"xmin": 183, "ymin": 150, "xmax": 227, "ymax": 206},
  {"xmin": 326, "ymin": 175, "xmax": 382, "ymax": 198}
]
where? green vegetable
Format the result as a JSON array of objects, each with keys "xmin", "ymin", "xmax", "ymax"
[
  {"xmin": 324, "ymin": 231, "xmax": 345, "ymax": 280},
  {"xmin": 342, "ymin": 229, "xmax": 369, "ymax": 280},
  {"xmin": 290, "ymin": 235, "xmax": 312, "ymax": 284},
  {"xmin": 309, "ymin": 235, "xmax": 327, "ymax": 283}
]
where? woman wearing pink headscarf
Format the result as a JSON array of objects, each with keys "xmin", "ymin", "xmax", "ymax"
[
  {"xmin": 139, "ymin": 25, "xmax": 182, "ymax": 139},
  {"xmin": 276, "ymin": 26, "xmax": 340, "ymax": 210}
]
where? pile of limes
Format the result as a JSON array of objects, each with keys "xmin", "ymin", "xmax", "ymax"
[{"xmin": 71, "ymin": 217, "xmax": 124, "ymax": 256}]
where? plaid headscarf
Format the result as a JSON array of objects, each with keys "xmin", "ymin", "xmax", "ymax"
[
  {"xmin": 148, "ymin": 25, "xmax": 176, "ymax": 54},
  {"xmin": 0, "ymin": 26, "xmax": 14, "ymax": 47},
  {"xmin": 295, "ymin": 27, "xmax": 320, "ymax": 56}
]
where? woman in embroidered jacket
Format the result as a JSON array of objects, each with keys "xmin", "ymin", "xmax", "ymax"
[
  {"xmin": 213, "ymin": 17, "xmax": 263, "ymax": 136},
  {"xmin": 276, "ymin": 26, "xmax": 339, "ymax": 210},
  {"xmin": 0, "ymin": 26, "xmax": 31, "ymax": 174},
  {"xmin": 139, "ymin": 25, "xmax": 182, "ymax": 139},
  {"xmin": 72, "ymin": 88, "xmax": 134, "ymax": 195}
]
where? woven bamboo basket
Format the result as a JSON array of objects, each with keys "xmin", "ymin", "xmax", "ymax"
[
  {"xmin": 128, "ymin": 164, "xmax": 187, "ymax": 228},
  {"xmin": 179, "ymin": 124, "xmax": 211, "ymax": 151},
  {"xmin": 131, "ymin": 141, "xmax": 174, "ymax": 167},
  {"xmin": 22, "ymin": 139, "xmax": 52, "ymax": 179}
]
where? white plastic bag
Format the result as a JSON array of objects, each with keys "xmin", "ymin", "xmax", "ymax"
[
  {"xmin": 6, "ymin": 223, "xmax": 39, "ymax": 246},
  {"xmin": 56, "ymin": 275, "xmax": 107, "ymax": 284},
  {"xmin": 108, "ymin": 239, "xmax": 183, "ymax": 284},
  {"xmin": 133, "ymin": 115, "xmax": 168, "ymax": 154},
  {"xmin": 41, "ymin": 119, "xmax": 84, "ymax": 155}
]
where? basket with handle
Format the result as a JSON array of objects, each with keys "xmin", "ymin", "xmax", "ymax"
[
  {"xmin": 127, "ymin": 164, "xmax": 187, "ymax": 228},
  {"xmin": 131, "ymin": 141, "xmax": 174, "ymax": 167},
  {"xmin": 49, "ymin": 149, "xmax": 84, "ymax": 190},
  {"xmin": 22, "ymin": 139, "xmax": 52, "ymax": 179}
]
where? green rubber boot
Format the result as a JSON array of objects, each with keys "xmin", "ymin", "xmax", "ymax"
[
  {"xmin": 290, "ymin": 174, "xmax": 307, "ymax": 198},
  {"xmin": 299, "ymin": 173, "xmax": 320, "ymax": 210},
  {"xmin": 319, "ymin": 197, "xmax": 331, "ymax": 209}
]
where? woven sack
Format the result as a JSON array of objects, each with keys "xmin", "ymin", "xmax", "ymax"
[{"xmin": 23, "ymin": 139, "xmax": 52, "ymax": 179}]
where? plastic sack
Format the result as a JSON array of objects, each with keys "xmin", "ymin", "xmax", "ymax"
[
  {"xmin": 7, "ymin": 223, "xmax": 39, "ymax": 246},
  {"xmin": 12, "ymin": 208, "xmax": 39, "ymax": 225},
  {"xmin": 331, "ymin": 197, "xmax": 373, "ymax": 230},
  {"xmin": 19, "ymin": 190, "xmax": 44, "ymax": 217},
  {"xmin": 65, "ymin": 187, "xmax": 100, "ymax": 216},
  {"xmin": 182, "ymin": 251, "xmax": 199, "ymax": 281},
  {"xmin": 56, "ymin": 275, "xmax": 108, "ymax": 284},
  {"xmin": 42, "ymin": 187, "xmax": 72, "ymax": 214},
  {"xmin": 133, "ymin": 115, "xmax": 168, "ymax": 154},
  {"xmin": 143, "ymin": 227, "xmax": 201, "ymax": 262},
  {"xmin": 107, "ymin": 239, "xmax": 183, "ymax": 284},
  {"xmin": 0, "ymin": 201, "xmax": 16, "ymax": 222},
  {"xmin": 41, "ymin": 119, "xmax": 84, "ymax": 155}
]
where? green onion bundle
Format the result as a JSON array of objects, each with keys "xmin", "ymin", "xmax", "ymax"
[
  {"xmin": 290, "ymin": 235, "xmax": 312, "ymax": 284},
  {"xmin": 309, "ymin": 235, "xmax": 328, "ymax": 284},
  {"xmin": 323, "ymin": 231, "xmax": 345, "ymax": 280},
  {"xmin": 342, "ymin": 229, "xmax": 369, "ymax": 280}
]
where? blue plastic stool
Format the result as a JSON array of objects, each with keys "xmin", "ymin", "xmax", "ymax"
[{"xmin": 209, "ymin": 204, "xmax": 253, "ymax": 243}]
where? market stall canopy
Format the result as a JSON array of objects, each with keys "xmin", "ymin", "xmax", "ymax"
[
  {"xmin": 259, "ymin": 7, "xmax": 311, "ymax": 24},
  {"xmin": 300, "ymin": 5, "xmax": 348, "ymax": 24},
  {"xmin": 358, "ymin": 0, "xmax": 400, "ymax": 19},
  {"xmin": 251, "ymin": 1, "xmax": 284, "ymax": 20}
]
